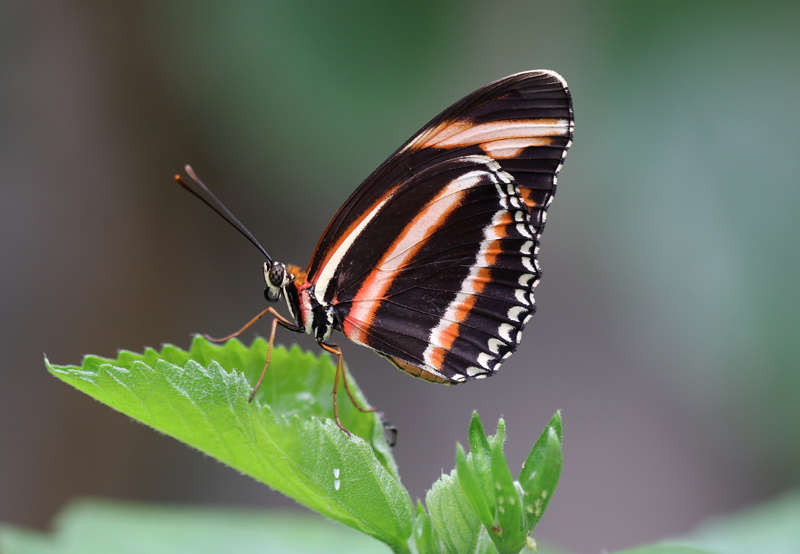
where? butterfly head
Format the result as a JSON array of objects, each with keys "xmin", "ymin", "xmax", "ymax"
[{"xmin": 264, "ymin": 261, "xmax": 292, "ymax": 303}]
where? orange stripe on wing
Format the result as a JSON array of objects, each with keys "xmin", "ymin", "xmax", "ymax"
[
  {"xmin": 480, "ymin": 137, "xmax": 555, "ymax": 159},
  {"xmin": 495, "ymin": 212, "xmax": 513, "ymax": 230},
  {"xmin": 422, "ymin": 118, "xmax": 570, "ymax": 150},
  {"xmin": 519, "ymin": 187, "xmax": 548, "ymax": 211},
  {"xmin": 426, "ymin": 290, "xmax": 479, "ymax": 368},
  {"xmin": 343, "ymin": 172, "xmax": 486, "ymax": 344},
  {"xmin": 422, "ymin": 209, "xmax": 512, "ymax": 372},
  {"xmin": 310, "ymin": 189, "xmax": 396, "ymax": 303},
  {"xmin": 483, "ymin": 241, "xmax": 503, "ymax": 265},
  {"xmin": 472, "ymin": 267, "xmax": 492, "ymax": 293}
]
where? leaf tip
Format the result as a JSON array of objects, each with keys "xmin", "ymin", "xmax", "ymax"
[
  {"xmin": 547, "ymin": 411, "xmax": 563, "ymax": 442},
  {"xmin": 492, "ymin": 418, "xmax": 506, "ymax": 445},
  {"xmin": 469, "ymin": 410, "xmax": 483, "ymax": 428}
]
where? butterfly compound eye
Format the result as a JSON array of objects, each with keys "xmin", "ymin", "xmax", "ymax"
[
  {"xmin": 263, "ymin": 262, "xmax": 286, "ymax": 303},
  {"xmin": 268, "ymin": 264, "xmax": 285, "ymax": 287}
]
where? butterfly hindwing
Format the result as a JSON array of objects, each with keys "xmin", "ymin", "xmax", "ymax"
[{"xmin": 344, "ymin": 160, "xmax": 540, "ymax": 382}]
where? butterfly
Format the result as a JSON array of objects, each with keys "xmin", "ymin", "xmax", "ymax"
[{"xmin": 176, "ymin": 70, "xmax": 574, "ymax": 435}]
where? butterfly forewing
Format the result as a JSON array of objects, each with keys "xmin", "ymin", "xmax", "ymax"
[
  {"xmin": 307, "ymin": 71, "xmax": 572, "ymax": 282},
  {"xmin": 305, "ymin": 70, "xmax": 573, "ymax": 383}
]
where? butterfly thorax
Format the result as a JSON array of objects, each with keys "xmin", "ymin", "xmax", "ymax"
[{"xmin": 264, "ymin": 261, "xmax": 334, "ymax": 343}]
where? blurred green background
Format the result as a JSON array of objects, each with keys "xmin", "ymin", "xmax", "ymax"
[{"xmin": 1, "ymin": 1, "xmax": 799, "ymax": 553}]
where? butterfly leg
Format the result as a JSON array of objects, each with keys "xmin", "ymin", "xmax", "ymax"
[
  {"xmin": 245, "ymin": 309, "xmax": 304, "ymax": 402},
  {"xmin": 319, "ymin": 342, "xmax": 376, "ymax": 435},
  {"xmin": 329, "ymin": 354, "xmax": 350, "ymax": 436},
  {"xmin": 320, "ymin": 343, "xmax": 377, "ymax": 413},
  {"xmin": 204, "ymin": 306, "xmax": 277, "ymax": 342},
  {"xmin": 340, "ymin": 356, "xmax": 377, "ymax": 414}
]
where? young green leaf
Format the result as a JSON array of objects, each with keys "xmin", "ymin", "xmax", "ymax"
[
  {"xmin": 455, "ymin": 442, "xmax": 494, "ymax": 532},
  {"xmin": 519, "ymin": 414, "xmax": 563, "ymax": 532},
  {"xmin": 467, "ymin": 412, "xmax": 497, "ymax": 514},
  {"xmin": 519, "ymin": 411, "xmax": 562, "ymax": 485},
  {"xmin": 413, "ymin": 501, "xmax": 444, "ymax": 554},
  {"xmin": 46, "ymin": 337, "xmax": 412, "ymax": 553},
  {"xmin": 475, "ymin": 532, "xmax": 501, "ymax": 554},
  {"xmin": 454, "ymin": 413, "xmax": 563, "ymax": 554},
  {"xmin": 426, "ymin": 469, "xmax": 483, "ymax": 554},
  {"xmin": 487, "ymin": 418, "xmax": 506, "ymax": 448},
  {"xmin": 489, "ymin": 436, "xmax": 526, "ymax": 553}
]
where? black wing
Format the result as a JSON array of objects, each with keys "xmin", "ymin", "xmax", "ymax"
[{"xmin": 305, "ymin": 71, "xmax": 573, "ymax": 382}]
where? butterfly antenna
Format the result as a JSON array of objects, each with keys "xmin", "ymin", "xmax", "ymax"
[{"xmin": 174, "ymin": 165, "xmax": 273, "ymax": 264}]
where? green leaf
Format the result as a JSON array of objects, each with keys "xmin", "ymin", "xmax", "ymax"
[
  {"xmin": 0, "ymin": 497, "xmax": 391, "ymax": 554},
  {"xmin": 455, "ymin": 442, "xmax": 494, "ymax": 532},
  {"xmin": 679, "ymin": 487, "xmax": 800, "ymax": 554},
  {"xmin": 426, "ymin": 469, "xmax": 483, "ymax": 554},
  {"xmin": 455, "ymin": 413, "xmax": 563, "ymax": 554},
  {"xmin": 519, "ymin": 413, "xmax": 563, "ymax": 531},
  {"xmin": 468, "ymin": 412, "xmax": 497, "ymax": 515},
  {"xmin": 490, "ymin": 436, "xmax": 526, "ymax": 554},
  {"xmin": 413, "ymin": 501, "xmax": 444, "ymax": 554},
  {"xmin": 46, "ymin": 337, "xmax": 412, "ymax": 553},
  {"xmin": 487, "ymin": 418, "xmax": 506, "ymax": 449},
  {"xmin": 519, "ymin": 411, "xmax": 562, "ymax": 485},
  {"xmin": 475, "ymin": 532, "xmax": 501, "ymax": 554}
]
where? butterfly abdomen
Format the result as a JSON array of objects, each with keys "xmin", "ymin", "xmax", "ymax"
[{"xmin": 383, "ymin": 355, "xmax": 453, "ymax": 385}]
